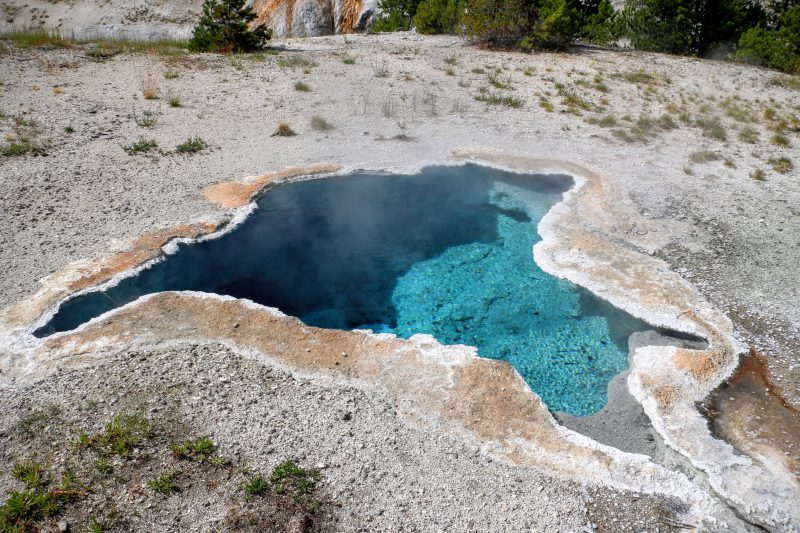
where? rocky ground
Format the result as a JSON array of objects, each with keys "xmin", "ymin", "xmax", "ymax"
[
  {"xmin": 1, "ymin": 32, "xmax": 799, "ymax": 531},
  {"xmin": 1, "ymin": 343, "xmax": 683, "ymax": 532}
]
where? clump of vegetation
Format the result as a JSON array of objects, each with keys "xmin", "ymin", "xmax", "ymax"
[
  {"xmin": 768, "ymin": 157, "xmax": 793, "ymax": 174},
  {"xmin": 689, "ymin": 150, "xmax": 721, "ymax": 163},
  {"xmin": 370, "ymin": 0, "xmax": 423, "ymax": 32},
  {"xmin": 735, "ymin": 7, "xmax": 800, "ymax": 74},
  {"xmin": 751, "ymin": 168, "xmax": 766, "ymax": 181},
  {"xmin": 1, "ymin": 459, "xmax": 86, "ymax": 531},
  {"xmin": 414, "ymin": 0, "xmax": 464, "ymax": 35},
  {"xmin": 1, "ymin": 115, "xmax": 47, "ymax": 157},
  {"xmin": 586, "ymin": 114, "xmax": 618, "ymax": 127},
  {"xmin": 277, "ymin": 56, "xmax": 316, "ymax": 69},
  {"xmin": 12, "ymin": 461, "xmax": 47, "ymax": 490},
  {"xmin": 372, "ymin": 61, "xmax": 390, "ymax": 78},
  {"xmin": 2, "ymin": 30, "xmax": 71, "ymax": 49},
  {"xmin": 771, "ymin": 134, "xmax": 790, "ymax": 146},
  {"xmin": 149, "ymin": 471, "xmax": 180, "ymax": 494},
  {"xmin": 474, "ymin": 88, "xmax": 523, "ymax": 108},
  {"xmin": 244, "ymin": 461, "xmax": 321, "ymax": 512},
  {"xmin": 487, "ymin": 70, "xmax": 513, "ymax": 89},
  {"xmin": 738, "ymin": 126, "xmax": 759, "ymax": 143},
  {"xmin": 167, "ymin": 93, "xmax": 182, "ymax": 107},
  {"xmin": 768, "ymin": 76, "xmax": 800, "ymax": 91},
  {"xmin": 462, "ymin": 0, "xmax": 578, "ymax": 51},
  {"xmin": 176, "ymin": 137, "xmax": 207, "ymax": 153},
  {"xmin": 310, "ymin": 116, "xmax": 335, "ymax": 131},
  {"xmin": 134, "ymin": 108, "xmax": 160, "ymax": 128},
  {"xmin": 140, "ymin": 78, "xmax": 159, "ymax": 100},
  {"xmin": 244, "ymin": 475, "xmax": 270, "ymax": 498},
  {"xmin": 163, "ymin": 67, "xmax": 179, "ymax": 80},
  {"xmin": 15, "ymin": 404, "xmax": 61, "ymax": 436},
  {"xmin": 170, "ymin": 436, "xmax": 218, "ymax": 463},
  {"xmin": 614, "ymin": 69, "xmax": 655, "ymax": 85},
  {"xmin": 613, "ymin": 113, "xmax": 676, "ymax": 143},
  {"xmin": 294, "ymin": 81, "xmax": 311, "ymax": 92},
  {"xmin": 0, "ymin": 483, "xmax": 60, "ymax": 531},
  {"xmin": 75, "ymin": 414, "xmax": 153, "ymax": 458},
  {"xmin": 188, "ymin": 0, "xmax": 271, "ymax": 53},
  {"xmin": 270, "ymin": 460, "xmax": 321, "ymax": 511},
  {"xmin": 123, "ymin": 138, "xmax": 158, "ymax": 155},
  {"xmin": 342, "ymin": 55, "xmax": 357, "ymax": 65},
  {"xmin": 272, "ymin": 123, "xmax": 296, "ymax": 137},
  {"xmin": 695, "ymin": 115, "xmax": 726, "ymax": 141}
]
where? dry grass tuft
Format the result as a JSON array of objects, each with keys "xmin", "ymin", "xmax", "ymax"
[
  {"xmin": 768, "ymin": 157, "xmax": 793, "ymax": 174},
  {"xmin": 272, "ymin": 123, "xmax": 296, "ymax": 137},
  {"xmin": 689, "ymin": 150, "xmax": 721, "ymax": 163},
  {"xmin": 140, "ymin": 72, "xmax": 160, "ymax": 100}
]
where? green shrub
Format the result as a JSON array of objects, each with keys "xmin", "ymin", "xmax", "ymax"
[
  {"xmin": 176, "ymin": 137, "xmax": 207, "ymax": 153},
  {"xmin": 371, "ymin": 0, "xmax": 424, "ymax": 32},
  {"xmin": 735, "ymin": 7, "xmax": 800, "ymax": 74},
  {"xmin": 244, "ymin": 475, "xmax": 269, "ymax": 498},
  {"xmin": 149, "ymin": 471, "xmax": 179, "ymax": 494},
  {"xmin": 414, "ymin": 0, "xmax": 464, "ymax": 34},
  {"xmin": 188, "ymin": 0, "xmax": 271, "ymax": 53},
  {"xmin": 123, "ymin": 138, "xmax": 158, "ymax": 155},
  {"xmin": 462, "ymin": 0, "xmax": 580, "ymax": 51},
  {"xmin": 581, "ymin": 0, "xmax": 619, "ymax": 44},
  {"xmin": 622, "ymin": 0, "xmax": 765, "ymax": 56}
]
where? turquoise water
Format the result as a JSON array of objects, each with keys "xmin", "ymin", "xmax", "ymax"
[{"xmin": 36, "ymin": 164, "xmax": 647, "ymax": 415}]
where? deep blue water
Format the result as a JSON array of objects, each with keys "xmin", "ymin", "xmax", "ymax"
[{"xmin": 36, "ymin": 164, "xmax": 648, "ymax": 415}]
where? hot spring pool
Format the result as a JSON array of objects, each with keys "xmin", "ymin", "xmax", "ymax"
[{"xmin": 36, "ymin": 164, "xmax": 649, "ymax": 416}]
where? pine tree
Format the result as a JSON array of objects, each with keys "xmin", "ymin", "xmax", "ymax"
[{"xmin": 188, "ymin": 0, "xmax": 271, "ymax": 53}]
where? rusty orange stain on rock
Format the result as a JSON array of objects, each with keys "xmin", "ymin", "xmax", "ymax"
[
  {"xmin": 36, "ymin": 291, "xmax": 618, "ymax": 479},
  {"xmin": 704, "ymin": 349, "xmax": 800, "ymax": 475},
  {"xmin": 66, "ymin": 222, "xmax": 220, "ymax": 293},
  {"xmin": 202, "ymin": 163, "xmax": 341, "ymax": 208},
  {"xmin": 674, "ymin": 348, "xmax": 724, "ymax": 382}
]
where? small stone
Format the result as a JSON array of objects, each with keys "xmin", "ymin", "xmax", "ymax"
[
  {"xmin": 342, "ymin": 411, "xmax": 352, "ymax": 421},
  {"xmin": 57, "ymin": 520, "xmax": 69, "ymax": 532}
]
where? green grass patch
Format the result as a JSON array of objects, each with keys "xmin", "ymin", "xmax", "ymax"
[
  {"xmin": 170, "ymin": 436, "xmax": 217, "ymax": 463},
  {"xmin": 689, "ymin": 150, "xmax": 721, "ymax": 163},
  {"xmin": 768, "ymin": 76, "xmax": 800, "ymax": 91},
  {"xmin": 244, "ymin": 475, "xmax": 269, "ymax": 499},
  {"xmin": 474, "ymin": 88, "xmax": 523, "ymax": 108},
  {"xmin": 771, "ymin": 134, "xmax": 790, "ymax": 146},
  {"xmin": 738, "ymin": 126, "xmax": 759, "ymax": 143},
  {"xmin": 12, "ymin": 461, "xmax": 47, "ymax": 490},
  {"xmin": 77, "ymin": 413, "xmax": 153, "ymax": 458},
  {"xmin": 149, "ymin": 471, "xmax": 179, "ymax": 494},
  {"xmin": 176, "ymin": 137, "xmax": 206, "ymax": 153},
  {"xmin": 695, "ymin": 116, "xmax": 727, "ymax": 141},
  {"xmin": 123, "ymin": 138, "xmax": 158, "ymax": 155},
  {"xmin": 310, "ymin": 115, "xmax": 335, "ymax": 131},
  {"xmin": 768, "ymin": 157, "xmax": 793, "ymax": 173},
  {"xmin": 277, "ymin": 55, "xmax": 316, "ymax": 69},
  {"xmin": 586, "ymin": 115, "xmax": 618, "ymax": 127}
]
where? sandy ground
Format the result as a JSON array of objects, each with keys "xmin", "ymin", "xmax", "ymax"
[{"xmin": 1, "ymin": 33, "xmax": 799, "ymax": 530}]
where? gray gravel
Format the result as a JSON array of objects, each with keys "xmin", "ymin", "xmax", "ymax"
[{"xmin": 0, "ymin": 343, "xmax": 687, "ymax": 531}]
